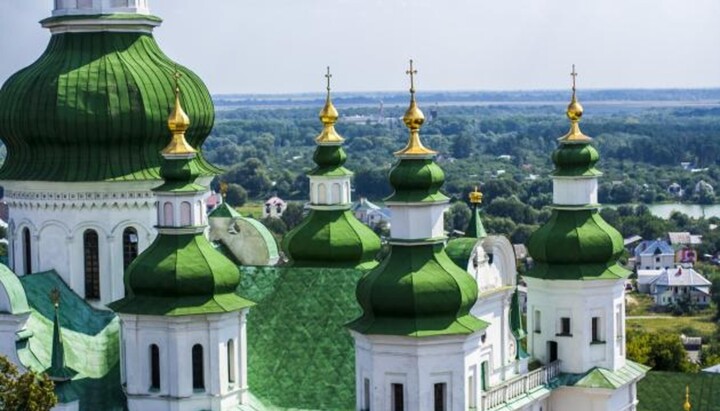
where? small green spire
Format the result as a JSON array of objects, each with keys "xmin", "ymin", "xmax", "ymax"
[
  {"xmin": 466, "ymin": 188, "xmax": 487, "ymax": 239},
  {"xmin": 510, "ymin": 287, "xmax": 526, "ymax": 341},
  {"xmin": 47, "ymin": 288, "xmax": 74, "ymax": 381}
]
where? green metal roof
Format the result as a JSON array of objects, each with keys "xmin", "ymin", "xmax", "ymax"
[
  {"xmin": 572, "ymin": 360, "xmax": 650, "ymax": 389},
  {"xmin": 17, "ymin": 271, "xmax": 126, "ymax": 411},
  {"xmin": 552, "ymin": 142, "xmax": 602, "ymax": 178},
  {"xmin": 0, "ymin": 31, "xmax": 218, "ymax": 182},
  {"xmin": 0, "ymin": 264, "xmax": 30, "ymax": 314},
  {"xmin": 385, "ymin": 158, "xmax": 449, "ymax": 203},
  {"xmin": 283, "ymin": 209, "xmax": 381, "ymax": 268},
  {"xmin": 526, "ymin": 209, "xmax": 630, "ymax": 280},
  {"xmin": 308, "ymin": 145, "xmax": 353, "ymax": 177},
  {"xmin": 238, "ymin": 266, "xmax": 366, "ymax": 410},
  {"xmin": 209, "ymin": 202, "xmax": 243, "ymax": 219},
  {"xmin": 445, "ymin": 237, "xmax": 479, "ymax": 270},
  {"xmin": 349, "ymin": 243, "xmax": 488, "ymax": 337},
  {"xmin": 110, "ymin": 232, "xmax": 254, "ymax": 316},
  {"xmin": 638, "ymin": 371, "xmax": 720, "ymax": 411}
]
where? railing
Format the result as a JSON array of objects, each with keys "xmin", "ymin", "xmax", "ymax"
[{"xmin": 481, "ymin": 361, "xmax": 561, "ymax": 411}]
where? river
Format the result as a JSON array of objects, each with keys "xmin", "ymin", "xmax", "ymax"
[{"xmin": 644, "ymin": 203, "xmax": 720, "ymax": 219}]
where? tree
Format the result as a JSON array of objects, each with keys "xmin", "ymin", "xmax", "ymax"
[
  {"xmin": 225, "ymin": 184, "xmax": 248, "ymax": 207},
  {"xmin": 626, "ymin": 329, "xmax": 697, "ymax": 372},
  {"xmin": 451, "ymin": 134, "xmax": 473, "ymax": 159},
  {"xmin": 0, "ymin": 356, "xmax": 57, "ymax": 411},
  {"xmin": 444, "ymin": 202, "xmax": 471, "ymax": 233},
  {"xmin": 281, "ymin": 202, "xmax": 305, "ymax": 230}
]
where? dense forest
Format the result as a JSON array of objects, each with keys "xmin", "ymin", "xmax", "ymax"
[{"xmin": 203, "ymin": 90, "xmax": 720, "ymax": 251}]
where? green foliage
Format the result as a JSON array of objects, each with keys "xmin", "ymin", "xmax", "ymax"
[
  {"xmin": 224, "ymin": 183, "xmax": 247, "ymax": 207},
  {"xmin": 280, "ymin": 202, "xmax": 304, "ymax": 231},
  {"xmin": 0, "ymin": 356, "xmax": 57, "ymax": 411},
  {"xmin": 626, "ymin": 329, "xmax": 698, "ymax": 372},
  {"xmin": 444, "ymin": 202, "xmax": 471, "ymax": 233}
]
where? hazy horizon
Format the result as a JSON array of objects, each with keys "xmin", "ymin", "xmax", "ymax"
[{"xmin": 1, "ymin": 0, "xmax": 719, "ymax": 95}]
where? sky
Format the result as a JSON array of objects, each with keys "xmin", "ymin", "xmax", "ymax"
[{"xmin": 0, "ymin": 0, "xmax": 719, "ymax": 95}]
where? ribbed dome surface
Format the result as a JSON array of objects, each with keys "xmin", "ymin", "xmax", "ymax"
[
  {"xmin": 526, "ymin": 209, "xmax": 630, "ymax": 280},
  {"xmin": 110, "ymin": 232, "xmax": 254, "ymax": 315},
  {"xmin": 283, "ymin": 210, "xmax": 381, "ymax": 268},
  {"xmin": 348, "ymin": 243, "xmax": 487, "ymax": 336},
  {"xmin": 309, "ymin": 145, "xmax": 351, "ymax": 177},
  {"xmin": 0, "ymin": 31, "xmax": 217, "ymax": 181},
  {"xmin": 386, "ymin": 159, "xmax": 448, "ymax": 203},
  {"xmin": 552, "ymin": 142, "xmax": 601, "ymax": 177}
]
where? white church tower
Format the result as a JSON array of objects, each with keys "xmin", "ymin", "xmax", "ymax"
[
  {"xmin": 0, "ymin": 0, "xmax": 216, "ymax": 306},
  {"xmin": 109, "ymin": 83, "xmax": 254, "ymax": 411},
  {"xmin": 525, "ymin": 67, "xmax": 647, "ymax": 410},
  {"xmin": 348, "ymin": 61, "xmax": 488, "ymax": 411}
]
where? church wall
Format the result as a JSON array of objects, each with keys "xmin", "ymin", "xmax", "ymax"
[
  {"xmin": 550, "ymin": 384, "xmax": 637, "ymax": 411},
  {"xmin": 527, "ymin": 278, "xmax": 626, "ymax": 374},
  {"xmin": 120, "ymin": 310, "xmax": 249, "ymax": 411},
  {"xmin": 5, "ymin": 181, "xmax": 158, "ymax": 307},
  {"xmin": 353, "ymin": 332, "xmax": 482, "ymax": 411}
]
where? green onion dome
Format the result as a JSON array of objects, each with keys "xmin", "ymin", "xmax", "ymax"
[
  {"xmin": 445, "ymin": 237, "xmax": 481, "ymax": 270},
  {"xmin": 283, "ymin": 209, "xmax": 381, "ymax": 268},
  {"xmin": 310, "ymin": 145, "xmax": 352, "ymax": 177},
  {"xmin": 386, "ymin": 159, "xmax": 449, "ymax": 203},
  {"xmin": 526, "ymin": 213, "xmax": 629, "ymax": 281},
  {"xmin": 552, "ymin": 142, "xmax": 602, "ymax": 177},
  {"xmin": 0, "ymin": 30, "xmax": 218, "ymax": 182},
  {"xmin": 109, "ymin": 232, "xmax": 254, "ymax": 316},
  {"xmin": 347, "ymin": 243, "xmax": 488, "ymax": 336}
]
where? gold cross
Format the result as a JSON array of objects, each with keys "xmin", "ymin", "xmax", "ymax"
[
  {"xmin": 325, "ymin": 66, "xmax": 332, "ymax": 95},
  {"xmin": 50, "ymin": 287, "xmax": 60, "ymax": 308},
  {"xmin": 570, "ymin": 64, "xmax": 578, "ymax": 92},
  {"xmin": 406, "ymin": 59, "xmax": 417, "ymax": 94}
]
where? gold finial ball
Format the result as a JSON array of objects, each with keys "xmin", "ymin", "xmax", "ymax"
[
  {"xmin": 319, "ymin": 101, "xmax": 339, "ymax": 124},
  {"xmin": 469, "ymin": 187, "xmax": 483, "ymax": 204},
  {"xmin": 403, "ymin": 103, "xmax": 425, "ymax": 129},
  {"xmin": 567, "ymin": 100, "xmax": 584, "ymax": 121}
]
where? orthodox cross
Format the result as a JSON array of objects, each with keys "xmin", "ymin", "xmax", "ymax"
[
  {"xmin": 325, "ymin": 66, "xmax": 332, "ymax": 96},
  {"xmin": 570, "ymin": 64, "xmax": 578, "ymax": 93},
  {"xmin": 406, "ymin": 59, "xmax": 417, "ymax": 94}
]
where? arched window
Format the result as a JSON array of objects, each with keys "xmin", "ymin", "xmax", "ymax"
[
  {"xmin": 227, "ymin": 339, "xmax": 236, "ymax": 384},
  {"xmin": 123, "ymin": 227, "xmax": 139, "ymax": 270},
  {"xmin": 192, "ymin": 344, "xmax": 205, "ymax": 391},
  {"xmin": 22, "ymin": 228, "xmax": 31, "ymax": 275},
  {"xmin": 150, "ymin": 344, "xmax": 160, "ymax": 391},
  {"xmin": 332, "ymin": 183, "xmax": 341, "ymax": 204},
  {"xmin": 163, "ymin": 202, "xmax": 174, "ymax": 226},
  {"xmin": 318, "ymin": 183, "xmax": 327, "ymax": 204},
  {"xmin": 180, "ymin": 202, "xmax": 192, "ymax": 226},
  {"xmin": 83, "ymin": 230, "xmax": 100, "ymax": 300}
]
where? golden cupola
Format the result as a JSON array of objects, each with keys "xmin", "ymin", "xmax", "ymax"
[
  {"xmin": 559, "ymin": 64, "xmax": 592, "ymax": 144},
  {"xmin": 162, "ymin": 71, "xmax": 197, "ymax": 157},
  {"xmin": 315, "ymin": 67, "xmax": 345, "ymax": 145},
  {"xmin": 395, "ymin": 59, "xmax": 437, "ymax": 158}
]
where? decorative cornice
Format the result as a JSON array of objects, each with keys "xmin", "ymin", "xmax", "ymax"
[{"xmin": 4, "ymin": 189, "xmax": 155, "ymax": 210}]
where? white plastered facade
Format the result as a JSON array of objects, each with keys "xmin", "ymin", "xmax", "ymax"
[
  {"xmin": 119, "ymin": 310, "xmax": 249, "ymax": 411},
  {"xmin": 5, "ymin": 181, "xmax": 158, "ymax": 307},
  {"xmin": 352, "ymin": 332, "xmax": 484, "ymax": 411}
]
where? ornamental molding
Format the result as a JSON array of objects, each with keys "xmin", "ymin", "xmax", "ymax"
[{"xmin": 5, "ymin": 189, "xmax": 156, "ymax": 210}]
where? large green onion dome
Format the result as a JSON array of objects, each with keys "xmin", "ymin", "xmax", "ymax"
[
  {"xmin": 109, "ymin": 91, "xmax": 252, "ymax": 316},
  {"xmin": 0, "ymin": 21, "xmax": 218, "ymax": 182},
  {"xmin": 348, "ymin": 243, "xmax": 487, "ymax": 336},
  {"xmin": 349, "ymin": 73, "xmax": 487, "ymax": 337},
  {"xmin": 526, "ymin": 87, "xmax": 630, "ymax": 281},
  {"xmin": 110, "ymin": 232, "xmax": 254, "ymax": 316},
  {"xmin": 283, "ymin": 84, "xmax": 380, "ymax": 268}
]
